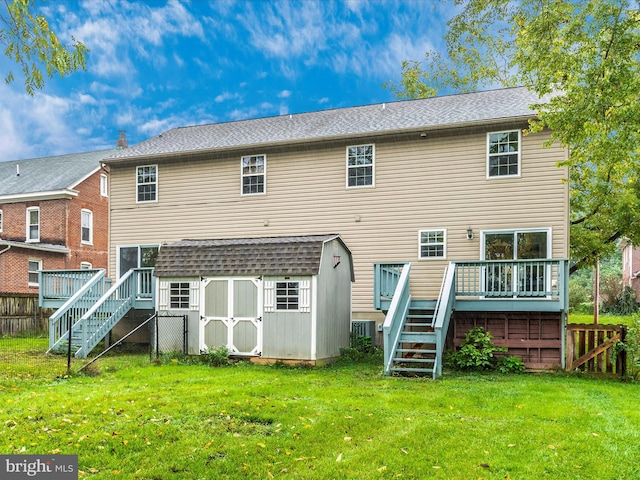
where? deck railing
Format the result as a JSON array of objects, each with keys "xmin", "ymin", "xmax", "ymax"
[
  {"xmin": 40, "ymin": 269, "xmax": 111, "ymax": 305},
  {"xmin": 454, "ymin": 259, "xmax": 568, "ymax": 305},
  {"xmin": 373, "ymin": 263, "xmax": 409, "ymax": 310},
  {"xmin": 382, "ymin": 263, "xmax": 412, "ymax": 374}
]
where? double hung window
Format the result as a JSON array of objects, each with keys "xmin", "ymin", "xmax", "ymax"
[
  {"xmin": 81, "ymin": 209, "xmax": 93, "ymax": 244},
  {"xmin": 347, "ymin": 144, "xmax": 374, "ymax": 187},
  {"xmin": 419, "ymin": 230, "xmax": 446, "ymax": 259},
  {"xmin": 26, "ymin": 207, "xmax": 39, "ymax": 242},
  {"xmin": 487, "ymin": 130, "xmax": 520, "ymax": 178},
  {"xmin": 137, "ymin": 165, "xmax": 157, "ymax": 202},
  {"xmin": 241, "ymin": 155, "xmax": 266, "ymax": 195},
  {"xmin": 28, "ymin": 259, "xmax": 42, "ymax": 287}
]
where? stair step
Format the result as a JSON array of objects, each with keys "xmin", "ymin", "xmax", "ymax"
[
  {"xmin": 407, "ymin": 314, "xmax": 433, "ymax": 319},
  {"xmin": 396, "ymin": 348, "xmax": 436, "ymax": 354},
  {"xmin": 390, "ymin": 367, "xmax": 434, "ymax": 373},
  {"xmin": 404, "ymin": 323, "xmax": 433, "ymax": 327},
  {"xmin": 399, "ymin": 332, "xmax": 436, "ymax": 343},
  {"xmin": 393, "ymin": 357, "xmax": 435, "ymax": 364}
]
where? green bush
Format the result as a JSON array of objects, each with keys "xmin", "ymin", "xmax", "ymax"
[
  {"xmin": 620, "ymin": 315, "xmax": 640, "ymax": 381},
  {"xmin": 446, "ymin": 327, "xmax": 523, "ymax": 373},
  {"xmin": 603, "ymin": 286, "xmax": 639, "ymax": 315},
  {"xmin": 340, "ymin": 334, "xmax": 381, "ymax": 362},
  {"xmin": 200, "ymin": 345, "xmax": 230, "ymax": 367}
]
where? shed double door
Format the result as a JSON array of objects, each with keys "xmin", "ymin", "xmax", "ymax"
[{"xmin": 200, "ymin": 278, "xmax": 263, "ymax": 356}]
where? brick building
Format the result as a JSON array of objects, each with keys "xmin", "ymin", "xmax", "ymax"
[{"xmin": 0, "ymin": 150, "xmax": 114, "ymax": 294}]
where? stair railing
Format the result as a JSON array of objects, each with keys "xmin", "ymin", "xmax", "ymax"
[
  {"xmin": 47, "ymin": 269, "xmax": 109, "ymax": 353},
  {"xmin": 383, "ymin": 263, "xmax": 412, "ymax": 375},
  {"xmin": 76, "ymin": 268, "xmax": 140, "ymax": 358},
  {"xmin": 432, "ymin": 262, "xmax": 456, "ymax": 379}
]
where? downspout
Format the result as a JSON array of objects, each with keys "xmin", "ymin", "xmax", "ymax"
[{"xmin": 0, "ymin": 245, "xmax": 11, "ymax": 255}]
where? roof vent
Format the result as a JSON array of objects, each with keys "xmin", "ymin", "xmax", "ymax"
[{"xmin": 116, "ymin": 130, "xmax": 128, "ymax": 150}]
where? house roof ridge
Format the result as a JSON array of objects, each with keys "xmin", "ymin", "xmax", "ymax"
[{"xmin": 105, "ymin": 87, "xmax": 543, "ymax": 162}]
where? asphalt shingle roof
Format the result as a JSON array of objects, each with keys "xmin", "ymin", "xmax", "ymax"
[
  {"xmin": 106, "ymin": 87, "xmax": 544, "ymax": 161},
  {"xmin": 154, "ymin": 234, "xmax": 349, "ymax": 278},
  {"xmin": 0, "ymin": 149, "xmax": 116, "ymax": 197}
]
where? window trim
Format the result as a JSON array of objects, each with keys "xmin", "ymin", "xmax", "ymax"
[
  {"xmin": 136, "ymin": 164, "xmax": 158, "ymax": 203},
  {"xmin": 418, "ymin": 229, "xmax": 447, "ymax": 260},
  {"xmin": 346, "ymin": 144, "xmax": 375, "ymax": 188},
  {"xmin": 486, "ymin": 130, "xmax": 521, "ymax": 179},
  {"xmin": 276, "ymin": 280, "xmax": 300, "ymax": 311},
  {"xmin": 28, "ymin": 259, "xmax": 42, "ymax": 287},
  {"xmin": 81, "ymin": 209, "xmax": 93, "ymax": 245},
  {"xmin": 241, "ymin": 154, "xmax": 267, "ymax": 196},
  {"xmin": 100, "ymin": 173, "xmax": 108, "ymax": 197},
  {"xmin": 169, "ymin": 281, "xmax": 190, "ymax": 310},
  {"xmin": 0, "ymin": 209, "xmax": 3, "ymax": 232},
  {"xmin": 26, "ymin": 207, "xmax": 40, "ymax": 242}
]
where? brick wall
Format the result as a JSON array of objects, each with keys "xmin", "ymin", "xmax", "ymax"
[{"xmin": 0, "ymin": 169, "xmax": 110, "ymax": 294}]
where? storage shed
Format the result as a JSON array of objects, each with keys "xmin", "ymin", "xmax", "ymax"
[{"xmin": 153, "ymin": 234, "xmax": 354, "ymax": 364}]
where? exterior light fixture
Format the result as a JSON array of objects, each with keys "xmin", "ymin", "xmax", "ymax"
[{"xmin": 466, "ymin": 226, "xmax": 474, "ymax": 240}]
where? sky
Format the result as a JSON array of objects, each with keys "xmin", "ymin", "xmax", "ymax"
[{"xmin": 0, "ymin": 0, "xmax": 454, "ymax": 161}]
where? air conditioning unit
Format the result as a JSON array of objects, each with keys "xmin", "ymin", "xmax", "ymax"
[{"xmin": 351, "ymin": 320, "xmax": 376, "ymax": 344}]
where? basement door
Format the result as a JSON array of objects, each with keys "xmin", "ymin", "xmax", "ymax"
[{"xmin": 200, "ymin": 278, "xmax": 263, "ymax": 356}]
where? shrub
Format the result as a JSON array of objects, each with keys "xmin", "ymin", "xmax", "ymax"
[
  {"xmin": 617, "ymin": 315, "xmax": 640, "ymax": 381},
  {"xmin": 200, "ymin": 345, "xmax": 230, "ymax": 367},
  {"xmin": 340, "ymin": 334, "xmax": 381, "ymax": 362},
  {"xmin": 446, "ymin": 327, "xmax": 523, "ymax": 373},
  {"xmin": 603, "ymin": 286, "xmax": 639, "ymax": 315}
]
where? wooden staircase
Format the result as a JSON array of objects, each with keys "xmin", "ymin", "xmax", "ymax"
[{"xmin": 389, "ymin": 304, "xmax": 437, "ymax": 375}]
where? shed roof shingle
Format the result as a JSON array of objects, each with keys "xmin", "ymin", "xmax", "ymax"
[
  {"xmin": 154, "ymin": 234, "xmax": 350, "ymax": 278},
  {"xmin": 106, "ymin": 87, "xmax": 544, "ymax": 161}
]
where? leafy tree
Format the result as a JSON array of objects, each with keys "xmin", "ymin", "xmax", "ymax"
[
  {"xmin": 0, "ymin": 0, "xmax": 88, "ymax": 94},
  {"xmin": 385, "ymin": 0, "xmax": 640, "ymax": 273}
]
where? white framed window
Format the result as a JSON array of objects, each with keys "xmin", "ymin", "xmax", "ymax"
[
  {"xmin": 28, "ymin": 259, "xmax": 42, "ymax": 287},
  {"xmin": 276, "ymin": 281, "xmax": 299, "ymax": 311},
  {"xmin": 0, "ymin": 209, "xmax": 3, "ymax": 232},
  {"xmin": 419, "ymin": 229, "xmax": 446, "ymax": 259},
  {"xmin": 241, "ymin": 155, "xmax": 266, "ymax": 195},
  {"xmin": 346, "ymin": 144, "xmax": 375, "ymax": 188},
  {"xmin": 487, "ymin": 130, "xmax": 520, "ymax": 178},
  {"xmin": 81, "ymin": 209, "xmax": 93, "ymax": 245},
  {"xmin": 80, "ymin": 262, "xmax": 93, "ymax": 269},
  {"xmin": 137, "ymin": 165, "xmax": 157, "ymax": 202},
  {"xmin": 100, "ymin": 174, "xmax": 108, "ymax": 197},
  {"xmin": 26, "ymin": 207, "xmax": 39, "ymax": 242},
  {"xmin": 170, "ymin": 282, "xmax": 190, "ymax": 309}
]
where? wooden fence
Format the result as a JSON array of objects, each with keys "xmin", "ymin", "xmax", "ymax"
[
  {"xmin": 565, "ymin": 324, "xmax": 626, "ymax": 376},
  {"xmin": 0, "ymin": 294, "xmax": 50, "ymax": 336}
]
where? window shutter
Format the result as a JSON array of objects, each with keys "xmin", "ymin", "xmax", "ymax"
[
  {"xmin": 190, "ymin": 280, "xmax": 200, "ymax": 311},
  {"xmin": 158, "ymin": 281, "xmax": 169, "ymax": 310},
  {"xmin": 264, "ymin": 281, "xmax": 274, "ymax": 312},
  {"xmin": 300, "ymin": 280, "xmax": 311, "ymax": 313}
]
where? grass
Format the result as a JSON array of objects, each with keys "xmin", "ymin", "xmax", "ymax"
[
  {"xmin": 1, "ymin": 341, "xmax": 640, "ymax": 479},
  {"xmin": 569, "ymin": 313, "xmax": 636, "ymax": 326}
]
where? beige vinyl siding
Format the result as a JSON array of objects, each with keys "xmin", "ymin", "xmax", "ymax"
[{"xmin": 109, "ymin": 125, "xmax": 568, "ymax": 315}]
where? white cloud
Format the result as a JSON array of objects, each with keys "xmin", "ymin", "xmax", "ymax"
[
  {"xmin": 215, "ymin": 92, "xmax": 241, "ymax": 103},
  {"xmin": 278, "ymin": 90, "xmax": 292, "ymax": 99}
]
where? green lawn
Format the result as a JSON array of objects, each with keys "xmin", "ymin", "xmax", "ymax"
[
  {"xmin": 1, "ymin": 345, "xmax": 639, "ymax": 479},
  {"xmin": 569, "ymin": 313, "xmax": 636, "ymax": 326}
]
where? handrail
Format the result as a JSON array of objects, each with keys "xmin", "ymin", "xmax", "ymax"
[
  {"xmin": 75, "ymin": 268, "xmax": 156, "ymax": 358},
  {"xmin": 432, "ymin": 263, "xmax": 457, "ymax": 378},
  {"xmin": 383, "ymin": 263, "xmax": 412, "ymax": 375},
  {"xmin": 47, "ymin": 269, "xmax": 109, "ymax": 353}
]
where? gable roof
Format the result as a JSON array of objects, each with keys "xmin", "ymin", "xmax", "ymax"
[
  {"xmin": 0, "ymin": 149, "xmax": 115, "ymax": 201},
  {"xmin": 105, "ymin": 87, "xmax": 544, "ymax": 162},
  {"xmin": 154, "ymin": 234, "xmax": 354, "ymax": 279}
]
